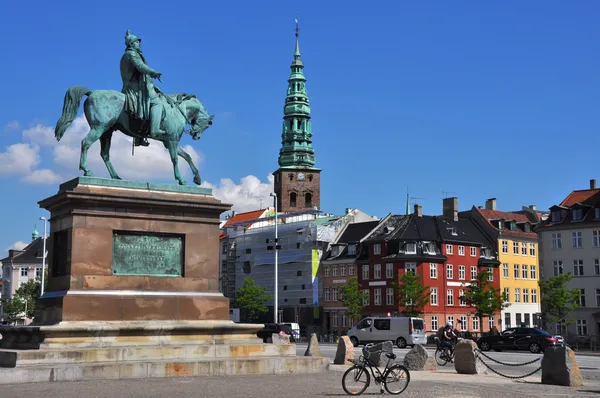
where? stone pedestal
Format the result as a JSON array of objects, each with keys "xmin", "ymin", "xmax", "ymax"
[
  {"xmin": 0, "ymin": 177, "xmax": 329, "ymax": 383},
  {"xmin": 541, "ymin": 346, "xmax": 583, "ymax": 387}
]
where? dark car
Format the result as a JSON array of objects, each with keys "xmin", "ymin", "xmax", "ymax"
[
  {"xmin": 256, "ymin": 323, "xmax": 295, "ymax": 343},
  {"xmin": 476, "ymin": 327, "xmax": 563, "ymax": 354}
]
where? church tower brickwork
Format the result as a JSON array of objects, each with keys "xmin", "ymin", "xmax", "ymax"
[{"xmin": 273, "ymin": 20, "xmax": 321, "ymax": 213}]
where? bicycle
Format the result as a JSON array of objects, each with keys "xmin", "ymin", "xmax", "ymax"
[
  {"xmin": 341, "ymin": 342, "xmax": 410, "ymax": 395},
  {"xmin": 433, "ymin": 336, "xmax": 455, "ymax": 366}
]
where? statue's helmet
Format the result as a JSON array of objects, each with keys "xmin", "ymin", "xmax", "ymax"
[{"xmin": 124, "ymin": 30, "xmax": 141, "ymax": 47}]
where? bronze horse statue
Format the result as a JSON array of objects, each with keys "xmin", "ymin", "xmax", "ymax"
[{"xmin": 54, "ymin": 85, "xmax": 213, "ymax": 185}]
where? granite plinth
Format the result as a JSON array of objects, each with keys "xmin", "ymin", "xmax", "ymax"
[{"xmin": 34, "ymin": 177, "xmax": 232, "ymax": 324}]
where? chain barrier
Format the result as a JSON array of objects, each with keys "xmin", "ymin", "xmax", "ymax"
[
  {"xmin": 474, "ymin": 350, "xmax": 542, "ymax": 380},
  {"xmin": 475, "ymin": 349, "xmax": 542, "ymax": 367}
]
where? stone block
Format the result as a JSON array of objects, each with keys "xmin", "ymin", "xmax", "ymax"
[
  {"xmin": 403, "ymin": 344, "xmax": 434, "ymax": 371},
  {"xmin": 304, "ymin": 333, "xmax": 322, "ymax": 357},
  {"xmin": 454, "ymin": 339, "xmax": 481, "ymax": 374},
  {"xmin": 271, "ymin": 333, "xmax": 290, "ymax": 344},
  {"xmin": 365, "ymin": 341, "xmax": 394, "ymax": 367},
  {"xmin": 541, "ymin": 346, "xmax": 583, "ymax": 387},
  {"xmin": 334, "ymin": 336, "xmax": 354, "ymax": 365}
]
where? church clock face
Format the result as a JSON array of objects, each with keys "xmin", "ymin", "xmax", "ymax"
[{"xmin": 297, "ymin": 172, "xmax": 305, "ymax": 181}]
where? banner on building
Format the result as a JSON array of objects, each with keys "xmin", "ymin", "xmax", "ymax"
[{"xmin": 312, "ymin": 248, "xmax": 319, "ymax": 306}]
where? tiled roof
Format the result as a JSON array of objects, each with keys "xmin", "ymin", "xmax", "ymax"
[
  {"xmin": 222, "ymin": 209, "xmax": 268, "ymax": 228},
  {"xmin": 476, "ymin": 208, "xmax": 537, "ymax": 238},
  {"xmin": 338, "ymin": 221, "xmax": 380, "ymax": 243},
  {"xmin": 0, "ymin": 238, "xmax": 44, "ymax": 265},
  {"xmin": 560, "ymin": 189, "xmax": 600, "ymax": 207}
]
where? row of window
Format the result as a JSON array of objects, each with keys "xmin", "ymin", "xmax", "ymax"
[
  {"xmin": 572, "ymin": 288, "xmax": 600, "ymax": 308},
  {"xmin": 356, "ymin": 263, "xmax": 493, "ymax": 282},
  {"xmin": 552, "ymin": 207, "xmax": 600, "ymax": 223},
  {"xmin": 324, "ymin": 264, "xmax": 356, "ymax": 277},
  {"xmin": 19, "ymin": 267, "xmax": 42, "ymax": 278},
  {"xmin": 326, "ymin": 311, "xmax": 353, "ymax": 329},
  {"xmin": 371, "ymin": 243, "xmax": 481, "ymax": 257},
  {"xmin": 551, "ymin": 231, "xmax": 600, "ymax": 249},
  {"xmin": 501, "ymin": 263, "xmax": 538, "ymax": 279},
  {"xmin": 553, "ymin": 259, "xmax": 600, "ymax": 277},
  {"xmin": 500, "ymin": 241, "xmax": 536, "ymax": 257},
  {"xmin": 504, "ymin": 313, "xmax": 541, "ymax": 328},
  {"xmin": 503, "ymin": 287, "xmax": 538, "ymax": 303},
  {"xmin": 361, "ymin": 288, "xmax": 396, "ymax": 306},
  {"xmin": 431, "ymin": 315, "xmax": 485, "ymax": 331}
]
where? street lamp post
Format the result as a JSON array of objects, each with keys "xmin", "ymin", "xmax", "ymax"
[
  {"xmin": 39, "ymin": 216, "xmax": 48, "ymax": 296},
  {"xmin": 269, "ymin": 193, "xmax": 279, "ymax": 324}
]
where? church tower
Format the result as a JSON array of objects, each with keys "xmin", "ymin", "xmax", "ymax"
[{"xmin": 273, "ymin": 20, "xmax": 321, "ymax": 213}]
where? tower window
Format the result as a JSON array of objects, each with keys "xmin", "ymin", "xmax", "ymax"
[
  {"xmin": 288, "ymin": 173, "xmax": 294, "ymax": 181},
  {"xmin": 290, "ymin": 192, "xmax": 297, "ymax": 207},
  {"xmin": 308, "ymin": 174, "xmax": 313, "ymax": 182},
  {"xmin": 305, "ymin": 192, "xmax": 312, "ymax": 208}
]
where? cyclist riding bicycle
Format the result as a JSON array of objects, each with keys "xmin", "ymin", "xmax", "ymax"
[{"xmin": 442, "ymin": 322, "xmax": 457, "ymax": 357}]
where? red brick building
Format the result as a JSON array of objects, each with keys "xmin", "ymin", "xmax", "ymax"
[{"xmin": 357, "ymin": 199, "xmax": 501, "ymax": 334}]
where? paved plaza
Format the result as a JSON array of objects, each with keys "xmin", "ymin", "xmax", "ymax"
[{"xmin": 1, "ymin": 367, "xmax": 599, "ymax": 398}]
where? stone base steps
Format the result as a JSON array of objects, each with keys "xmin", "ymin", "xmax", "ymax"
[
  {"xmin": 0, "ymin": 355, "xmax": 330, "ymax": 384},
  {"xmin": 0, "ymin": 343, "xmax": 296, "ymax": 367}
]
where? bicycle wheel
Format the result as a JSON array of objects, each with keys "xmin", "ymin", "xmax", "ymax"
[
  {"xmin": 383, "ymin": 364, "xmax": 410, "ymax": 395},
  {"xmin": 342, "ymin": 365, "xmax": 370, "ymax": 396},
  {"xmin": 434, "ymin": 348, "xmax": 448, "ymax": 366}
]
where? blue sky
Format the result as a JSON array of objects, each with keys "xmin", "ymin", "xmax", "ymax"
[{"xmin": 1, "ymin": 1, "xmax": 599, "ymax": 253}]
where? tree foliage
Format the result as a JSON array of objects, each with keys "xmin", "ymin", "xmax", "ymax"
[
  {"xmin": 340, "ymin": 276, "xmax": 366, "ymax": 322},
  {"xmin": 539, "ymin": 273, "xmax": 580, "ymax": 328},
  {"xmin": 394, "ymin": 271, "xmax": 429, "ymax": 317},
  {"xmin": 1, "ymin": 278, "xmax": 41, "ymax": 324},
  {"xmin": 461, "ymin": 268, "xmax": 508, "ymax": 327},
  {"xmin": 232, "ymin": 277, "xmax": 272, "ymax": 322}
]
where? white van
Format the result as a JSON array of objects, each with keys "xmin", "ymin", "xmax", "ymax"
[
  {"xmin": 347, "ymin": 316, "xmax": 426, "ymax": 348},
  {"xmin": 282, "ymin": 322, "xmax": 300, "ymax": 338}
]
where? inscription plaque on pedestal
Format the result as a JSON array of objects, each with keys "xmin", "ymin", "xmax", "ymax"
[{"xmin": 112, "ymin": 231, "xmax": 184, "ymax": 277}]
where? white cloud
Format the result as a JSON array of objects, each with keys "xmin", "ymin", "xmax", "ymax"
[
  {"xmin": 22, "ymin": 169, "xmax": 63, "ymax": 184},
  {"xmin": 4, "ymin": 120, "xmax": 20, "ymax": 132},
  {"xmin": 4, "ymin": 114, "xmax": 275, "ymax": 214},
  {"xmin": 202, "ymin": 174, "xmax": 274, "ymax": 213},
  {"xmin": 0, "ymin": 143, "xmax": 40, "ymax": 176},
  {"xmin": 22, "ymin": 124, "xmax": 55, "ymax": 146},
  {"xmin": 7, "ymin": 241, "xmax": 28, "ymax": 251}
]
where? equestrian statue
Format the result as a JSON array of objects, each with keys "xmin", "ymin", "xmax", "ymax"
[{"xmin": 54, "ymin": 30, "xmax": 214, "ymax": 186}]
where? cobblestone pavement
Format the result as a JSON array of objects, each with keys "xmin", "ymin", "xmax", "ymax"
[{"xmin": 1, "ymin": 370, "xmax": 599, "ymax": 398}]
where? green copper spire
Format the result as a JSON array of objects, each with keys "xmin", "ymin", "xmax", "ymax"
[
  {"xmin": 278, "ymin": 18, "xmax": 316, "ymax": 168},
  {"xmin": 32, "ymin": 224, "xmax": 40, "ymax": 241}
]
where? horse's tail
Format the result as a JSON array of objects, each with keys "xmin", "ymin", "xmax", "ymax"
[{"xmin": 55, "ymin": 86, "xmax": 91, "ymax": 141}]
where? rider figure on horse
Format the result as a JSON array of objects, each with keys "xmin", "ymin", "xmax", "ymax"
[{"xmin": 120, "ymin": 30, "xmax": 163, "ymax": 147}]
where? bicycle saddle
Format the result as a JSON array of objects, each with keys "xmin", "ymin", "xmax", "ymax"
[{"xmin": 385, "ymin": 353, "xmax": 396, "ymax": 360}]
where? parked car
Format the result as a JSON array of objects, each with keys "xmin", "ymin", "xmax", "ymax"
[
  {"xmin": 346, "ymin": 316, "xmax": 427, "ymax": 348},
  {"xmin": 256, "ymin": 323, "xmax": 295, "ymax": 343},
  {"xmin": 476, "ymin": 327, "xmax": 563, "ymax": 353}
]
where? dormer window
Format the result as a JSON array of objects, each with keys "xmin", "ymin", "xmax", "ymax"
[
  {"xmin": 405, "ymin": 242, "xmax": 417, "ymax": 254},
  {"xmin": 424, "ymin": 243, "xmax": 436, "ymax": 255},
  {"xmin": 595, "ymin": 208, "xmax": 600, "ymax": 219},
  {"xmin": 572, "ymin": 208, "xmax": 583, "ymax": 222},
  {"xmin": 509, "ymin": 222, "xmax": 516, "ymax": 231},
  {"xmin": 498, "ymin": 220, "xmax": 504, "ymax": 230},
  {"xmin": 552, "ymin": 211, "xmax": 562, "ymax": 223},
  {"xmin": 523, "ymin": 223, "xmax": 530, "ymax": 233},
  {"xmin": 447, "ymin": 227, "xmax": 457, "ymax": 236},
  {"xmin": 348, "ymin": 244, "xmax": 357, "ymax": 255}
]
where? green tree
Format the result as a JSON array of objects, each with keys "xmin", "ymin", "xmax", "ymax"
[
  {"xmin": 539, "ymin": 273, "xmax": 580, "ymax": 333},
  {"xmin": 1, "ymin": 278, "xmax": 41, "ymax": 324},
  {"xmin": 461, "ymin": 268, "xmax": 509, "ymax": 330},
  {"xmin": 340, "ymin": 276, "xmax": 366, "ymax": 324},
  {"xmin": 394, "ymin": 271, "xmax": 429, "ymax": 317},
  {"xmin": 232, "ymin": 277, "xmax": 272, "ymax": 322}
]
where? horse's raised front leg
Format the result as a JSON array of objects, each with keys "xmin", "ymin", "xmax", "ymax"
[
  {"xmin": 79, "ymin": 127, "xmax": 105, "ymax": 177},
  {"xmin": 164, "ymin": 141, "xmax": 186, "ymax": 185},
  {"xmin": 99, "ymin": 131, "xmax": 122, "ymax": 180},
  {"xmin": 177, "ymin": 145, "xmax": 201, "ymax": 185}
]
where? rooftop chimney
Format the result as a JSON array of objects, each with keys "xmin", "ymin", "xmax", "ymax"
[
  {"xmin": 529, "ymin": 205, "xmax": 537, "ymax": 211},
  {"xmin": 443, "ymin": 197, "xmax": 458, "ymax": 221},
  {"xmin": 591, "ymin": 179, "xmax": 596, "ymax": 189},
  {"xmin": 414, "ymin": 204, "xmax": 423, "ymax": 217},
  {"xmin": 485, "ymin": 198, "xmax": 497, "ymax": 211}
]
